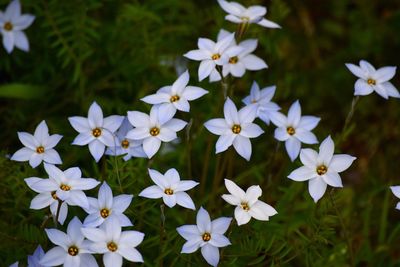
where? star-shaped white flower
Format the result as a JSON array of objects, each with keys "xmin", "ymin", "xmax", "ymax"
[
  {"xmin": 69, "ymin": 101, "xmax": 124, "ymax": 162},
  {"xmin": 11, "ymin": 120, "xmax": 62, "ymax": 168},
  {"xmin": 222, "ymin": 179, "xmax": 277, "ymax": 225},
  {"xmin": 27, "ymin": 163, "xmax": 100, "ymax": 210},
  {"xmin": 345, "ymin": 60, "xmax": 399, "ymax": 99},
  {"xmin": 288, "ymin": 136, "xmax": 356, "ymax": 203},
  {"xmin": 82, "ymin": 217, "xmax": 145, "ymax": 267},
  {"xmin": 215, "ymin": 29, "xmax": 267, "ymax": 78},
  {"xmin": 269, "ymin": 100, "xmax": 320, "ymax": 161},
  {"xmin": 25, "ymin": 176, "xmax": 69, "ymax": 225},
  {"xmin": 40, "ymin": 217, "xmax": 98, "ymax": 267},
  {"xmin": 28, "ymin": 245, "xmax": 45, "ymax": 267},
  {"xmin": 184, "ymin": 33, "xmax": 242, "ymax": 81},
  {"xmin": 141, "ymin": 70, "xmax": 208, "ymax": 116},
  {"xmin": 126, "ymin": 105, "xmax": 187, "ymax": 158},
  {"xmin": 84, "ymin": 181, "xmax": 133, "ymax": 227},
  {"xmin": 105, "ymin": 117, "xmax": 147, "ymax": 161},
  {"xmin": 204, "ymin": 97, "xmax": 263, "ymax": 161},
  {"xmin": 242, "ymin": 81, "xmax": 280, "ymax": 125},
  {"xmin": 176, "ymin": 207, "xmax": 232, "ymax": 267},
  {"xmin": 390, "ymin": 186, "xmax": 400, "ymax": 210},
  {"xmin": 218, "ymin": 0, "xmax": 280, "ymax": 29},
  {"xmin": 139, "ymin": 168, "xmax": 198, "ymax": 210},
  {"xmin": 0, "ymin": 0, "xmax": 35, "ymax": 53}
]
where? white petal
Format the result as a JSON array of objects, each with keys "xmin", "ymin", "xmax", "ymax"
[
  {"xmin": 29, "ymin": 153, "xmax": 44, "ymax": 168},
  {"xmin": 68, "ymin": 116, "xmax": 90, "ymax": 132},
  {"xmin": 233, "ymin": 135, "xmax": 252, "ymax": 161},
  {"xmin": 354, "ymin": 79, "xmax": 374, "ymax": 96},
  {"xmin": 218, "ymin": 0, "xmax": 244, "ymax": 16},
  {"xmin": 285, "ymin": 137, "xmax": 301, "ymax": 161},
  {"xmin": 99, "ymin": 182, "xmax": 113, "ymax": 208},
  {"xmin": 287, "ymin": 100, "xmax": 301, "ymax": 127},
  {"xmin": 274, "ymin": 127, "xmax": 289, "ymax": 141},
  {"xmin": 211, "ymin": 217, "xmax": 232, "ymax": 234},
  {"xmin": 118, "ymin": 247, "xmax": 144, "ymax": 263},
  {"xmin": 209, "ymin": 233, "xmax": 231, "ymax": 247},
  {"xmin": 30, "ymin": 193, "xmax": 53, "ymax": 209},
  {"xmin": 329, "ymin": 154, "xmax": 356, "ymax": 172},
  {"xmin": 148, "ymin": 168, "xmax": 168, "ymax": 188},
  {"xmin": 119, "ymin": 231, "xmax": 145, "ymax": 247},
  {"xmin": 234, "ymin": 207, "xmax": 251, "ymax": 225},
  {"xmin": 201, "ymin": 244, "xmax": 220, "ymax": 267},
  {"xmin": 224, "ymin": 179, "xmax": 245, "ymax": 199},
  {"xmin": 89, "ymin": 139, "xmax": 105, "ymax": 162},
  {"xmin": 88, "ymin": 102, "xmax": 103, "ymax": 128},
  {"xmin": 390, "ymin": 186, "xmax": 400, "ymax": 198},
  {"xmin": 176, "ymin": 225, "xmax": 200, "ymax": 240},
  {"xmin": 299, "ymin": 148, "xmax": 318, "ymax": 168},
  {"xmin": 382, "ymin": 82, "xmax": 400, "ymax": 98},
  {"xmin": 197, "ymin": 207, "xmax": 211, "ymax": 233},
  {"xmin": 224, "ymin": 98, "xmax": 239, "ymax": 125},
  {"xmin": 184, "ymin": 49, "xmax": 210, "ymax": 61},
  {"xmin": 175, "ymin": 180, "xmax": 199, "ymax": 192},
  {"xmin": 112, "ymin": 194, "xmax": 133, "ymax": 213},
  {"xmin": 345, "ymin": 63, "xmax": 367, "ymax": 79},
  {"xmin": 204, "ymin": 119, "xmax": 230, "ymax": 135},
  {"xmin": 103, "ymin": 252, "xmax": 122, "ymax": 267},
  {"xmin": 373, "ymin": 83, "xmax": 389, "ymax": 99},
  {"xmin": 294, "ymin": 129, "xmax": 318, "ymax": 144},
  {"xmin": 45, "ymin": 229, "xmax": 69, "ymax": 249},
  {"xmin": 43, "ymin": 149, "xmax": 62, "ymax": 164},
  {"xmin": 39, "ymin": 247, "xmax": 66, "ymax": 267},
  {"xmin": 181, "ymin": 239, "xmax": 202, "ymax": 253},
  {"xmin": 127, "ymin": 111, "xmax": 150, "ymax": 128},
  {"xmin": 126, "ymin": 128, "xmax": 150, "ymax": 140},
  {"xmin": 139, "ymin": 185, "xmax": 163, "ymax": 199},
  {"xmin": 238, "ymin": 104, "xmax": 257, "ymax": 124},
  {"xmin": 359, "ymin": 60, "xmax": 376, "ymax": 73},
  {"xmin": 43, "ymin": 134, "xmax": 63, "ymax": 149},
  {"xmin": 17, "ymin": 132, "xmax": 37, "ymax": 149},
  {"xmin": 81, "ymin": 228, "xmax": 106, "ymax": 243},
  {"xmin": 163, "ymin": 118, "xmax": 187, "ymax": 131},
  {"xmin": 215, "ymin": 134, "xmax": 235, "ymax": 154},
  {"xmin": 308, "ymin": 177, "xmax": 327, "ymax": 203},
  {"xmin": 198, "ymin": 60, "xmax": 215, "ymax": 81},
  {"xmin": 163, "ymin": 194, "xmax": 177, "ymax": 208},
  {"xmin": 143, "ymin": 137, "xmax": 161, "ymax": 158},
  {"xmin": 141, "ymin": 93, "xmax": 170, "ymax": 104},
  {"xmin": 269, "ymin": 111, "xmax": 287, "ymax": 127},
  {"xmin": 103, "ymin": 115, "xmax": 124, "ymax": 132},
  {"xmin": 221, "ymin": 194, "xmax": 240, "ymax": 205},
  {"xmin": 229, "ymin": 62, "xmax": 246, "ymax": 77},
  {"xmin": 241, "ymin": 54, "xmax": 267, "ymax": 70},
  {"xmin": 2, "ymin": 30, "xmax": 14, "ymax": 53},
  {"xmin": 11, "ymin": 147, "xmax": 33, "ymax": 162},
  {"xmin": 322, "ymin": 172, "xmax": 343, "ymax": 187},
  {"xmin": 257, "ymin": 18, "xmax": 281, "ymax": 28},
  {"xmin": 72, "ymin": 132, "xmax": 94, "ymax": 146},
  {"xmin": 175, "ymin": 192, "xmax": 196, "ymax": 210},
  {"xmin": 318, "ymin": 136, "xmax": 335, "ymax": 164},
  {"xmin": 287, "ymin": 166, "xmax": 316, "ymax": 181},
  {"xmin": 13, "ymin": 30, "xmax": 29, "ymax": 51},
  {"xmin": 249, "ymin": 201, "xmax": 277, "ymax": 220},
  {"xmin": 245, "ymin": 185, "xmax": 262, "ymax": 205},
  {"xmin": 182, "ymin": 86, "xmax": 208, "ymax": 100},
  {"xmin": 297, "ymin": 116, "xmax": 320, "ymax": 131},
  {"xmin": 374, "ymin": 66, "xmax": 396, "ymax": 83}
]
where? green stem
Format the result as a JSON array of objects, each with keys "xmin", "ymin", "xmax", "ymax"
[{"xmin": 159, "ymin": 204, "xmax": 166, "ymax": 267}]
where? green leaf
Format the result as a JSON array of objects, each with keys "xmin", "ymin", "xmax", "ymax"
[{"xmin": 0, "ymin": 83, "xmax": 47, "ymax": 99}]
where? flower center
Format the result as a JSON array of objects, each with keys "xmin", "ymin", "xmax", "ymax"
[
  {"xmin": 121, "ymin": 139, "xmax": 130, "ymax": 149},
  {"xmin": 367, "ymin": 78, "xmax": 376, "ymax": 85},
  {"xmin": 202, "ymin": 232, "xmax": 211, "ymax": 242},
  {"xmin": 229, "ymin": 56, "xmax": 238, "ymax": 64},
  {"xmin": 92, "ymin": 127, "xmax": 102, "ymax": 137},
  {"xmin": 241, "ymin": 16, "xmax": 250, "ymax": 22},
  {"xmin": 51, "ymin": 191, "xmax": 58, "ymax": 200},
  {"xmin": 60, "ymin": 184, "xmax": 71, "ymax": 191},
  {"xmin": 4, "ymin": 22, "xmax": 13, "ymax": 31},
  {"xmin": 150, "ymin": 127, "xmax": 160, "ymax": 136},
  {"xmin": 241, "ymin": 202, "xmax": 250, "ymax": 211},
  {"xmin": 100, "ymin": 208, "xmax": 110, "ymax": 218},
  {"xmin": 211, "ymin": 53, "xmax": 221, "ymax": 60},
  {"xmin": 170, "ymin": 95, "xmax": 180, "ymax": 103},
  {"xmin": 36, "ymin": 146, "xmax": 45, "ymax": 154},
  {"xmin": 164, "ymin": 188, "xmax": 174, "ymax": 195},
  {"xmin": 286, "ymin": 126, "xmax": 295, "ymax": 135},
  {"xmin": 107, "ymin": 242, "xmax": 118, "ymax": 252},
  {"xmin": 232, "ymin": 124, "xmax": 241, "ymax": 134},
  {"xmin": 68, "ymin": 246, "xmax": 79, "ymax": 256},
  {"xmin": 316, "ymin": 165, "xmax": 328, "ymax": 175}
]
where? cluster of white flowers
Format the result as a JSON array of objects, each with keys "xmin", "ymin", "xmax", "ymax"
[{"xmin": 7, "ymin": 0, "xmax": 400, "ymax": 266}]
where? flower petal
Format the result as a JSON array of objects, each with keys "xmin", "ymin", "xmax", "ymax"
[{"xmin": 308, "ymin": 177, "xmax": 327, "ymax": 203}]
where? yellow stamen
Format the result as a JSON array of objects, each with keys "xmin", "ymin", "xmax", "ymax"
[
  {"xmin": 202, "ymin": 232, "xmax": 211, "ymax": 242},
  {"xmin": 211, "ymin": 54, "xmax": 221, "ymax": 60},
  {"xmin": 92, "ymin": 128, "xmax": 102, "ymax": 137},
  {"xmin": 150, "ymin": 127, "xmax": 160, "ymax": 136},
  {"xmin": 36, "ymin": 146, "xmax": 45, "ymax": 154},
  {"xmin": 68, "ymin": 246, "xmax": 79, "ymax": 256},
  {"xmin": 121, "ymin": 139, "xmax": 130, "ymax": 149},
  {"xmin": 164, "ymin": 188, "xmax": 174, "ymax": 195},
  {"xmin": 232, "ymin": 124, "xmax": 241, "ymax": 134},
  {"xmin": 170, "ymin": 95, "xmax": 180, "ymax": 102},
  {"xmin": 286, "ymin": 127, "xmax": 295, "ymax": 136},
  {"xmin": 107, "ymin": 242, "xmax": 118, "ymax": 252},
  {"xmin": 316, "ymin": 165, "xmax": 328, "ymax": 175}
]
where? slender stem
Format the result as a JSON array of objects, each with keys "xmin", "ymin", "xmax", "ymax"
[
  {"xmin": 235, "ymin": 22, "xmax": 249, "ymax": 42},
  {"xmin": 185, "ymin": 118, "xmax": 193, "ymax": 179},
  {"xmin": 338, "ymin": 96, "xmax": 360, "ymax": 145},
  {"xmin": 54, "ymin": 199, "xmax": 63, "ymax": 228},
  {"xmin": 328, "ymin": 189, "xmax": 354, "ymax": 266},
  {"xmin": 200, "ymin": 136, "xmax": 213, "ymax": 195},
  {"xmin": 159, "ymin": 204, "xmax": 166, "ymax": 267}
]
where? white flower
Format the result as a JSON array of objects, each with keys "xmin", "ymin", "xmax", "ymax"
[
  {"xmin": 11, "ymin": 120, "xmax": 62, "ymax": 168},
  {"xmin": 27, "ymin": 163, "xmax": 100, "ymax": 210},
  {"xmin": 126, "ymin": 105, "xmax": 187, "ymax": 158},
  {"xmin": 9, "ymin": 262, "xmax": 18, "ymax": 267},
  {"xmin": 105, "ymin": 117, "xmax": 147, "ymax": 161},
  {"xmin": 0, "ymin": 0, "xmax": 35, "ymax": 53},
  {"xmin": 390, "ymin": 186, "xmax": 400, "ymax": 210},
  {"xmin": 40, "ymin": 217, "xmax": 98, "ymax": 267},
  {"xmin": 28, "ymin": 245, "xmax": 45, "ymax": 267},
  {"xmin": 216, "ymin": 29, "xmax": 267, "ymax": 78},
  {"xmin": 81, "ymin": 217, "xmax": 145, "ymax": 267},
  {"xmin": 141, "ymin": 70, "xmax": 208, "ymax": 116},
  {"xmin": 139, "ymin": 168, "xmax": 198, "ymax": 210},
  {"xmin": 242, "ymin": 81, "xmax": 280, "ymax": 124},
  {"xmin": 204, "ymin": 97, "xmax": 263, "ymax": 161},
  {"xmin": 184, "ymin": 33, "xmax": 242, "ymax": 81},
  {"xmin": 269, "ymin": 100, "xmax": 320, "ymax": 161},
  {"xmin": 84, "ymin": 181, "xmax": 133, "ymax": 227},
  {"xmin": 69, "ymin": 101, "xmax": 124, "ymax": 162},
  {"xmin": 25, "ymin": 177, "xmax": 69, "ymax": 225},
  {"xmin": 345, "ymin": 60, "xmax": 399, "ymax": 99},
  {"xmin": 222, "ymin": 179, "xmax": 277, "ymax": 225},
  {"xmin": 217, "ymin": 0, "xmax": 280, "ymax": 29},
  {"xmin": 176, "ymin": 207, "xmax": 232, "ymax": 267},
  {"xmin": 288, "ymin": 136, "xmax": 356, "ymax": 203}
]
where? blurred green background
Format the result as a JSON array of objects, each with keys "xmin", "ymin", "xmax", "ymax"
[{"xmin": 1, "ymin": 0, "xmax": 400, "ymax": 266}]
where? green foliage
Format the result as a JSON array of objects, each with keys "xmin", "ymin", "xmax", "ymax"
[{"xmin": 1, "ymin": 0, "xmax": 400, "ymax": 266}]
